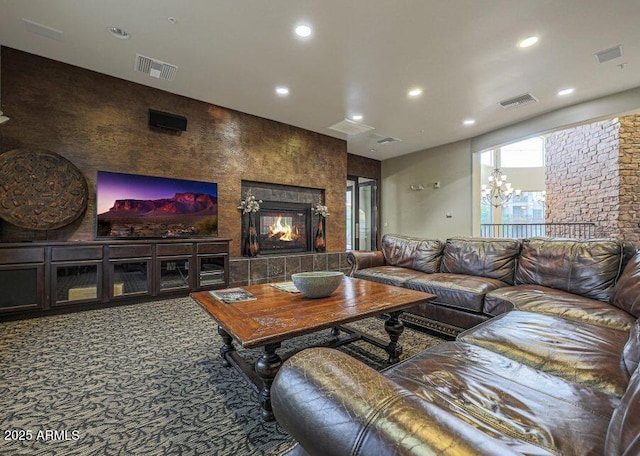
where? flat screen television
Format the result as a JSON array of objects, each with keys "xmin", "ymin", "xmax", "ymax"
[{"xmin": 96, "ymin": 171, "xmax": 218, "ymax": 238}]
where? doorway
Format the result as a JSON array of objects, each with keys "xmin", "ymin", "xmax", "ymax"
[{"xmin": 346, "ymin": 176, "xmax": 378, "ymax": 251}]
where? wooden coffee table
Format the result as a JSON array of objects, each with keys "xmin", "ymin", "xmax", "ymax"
[{"xmin": 191, "ymin": 276, "xmax": 436, "ymax": 421}]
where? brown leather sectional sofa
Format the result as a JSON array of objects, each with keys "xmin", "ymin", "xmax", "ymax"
[
  {"xmin": 346, "ymin": 235, "xmax": 637, "ymax": 336},
  {"xmin": 271, "ymin": 236, "xmax": 640, "ymax": 455}
]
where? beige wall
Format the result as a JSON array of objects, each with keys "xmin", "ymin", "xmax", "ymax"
[
  {"xmin": 382, "ymin": 140, "xmax": 472, "ymax": 239},
  {"xmin": 471, "ymin": 86, "xmax": 640, "ymax": 154},
  {"xmin": 390, "ymin": 88, "xmax": 640, "ymax": 242}
]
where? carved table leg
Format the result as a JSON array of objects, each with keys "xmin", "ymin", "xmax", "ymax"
[
  {"xmin": 255, "ymin": 342, "xmax": 283, "ymax": 422},
  {"xmin": 218, "ymin": 326, "xmax": 236, "ymax": 367},
  {"xmin": 384, "ymin": 311, "xmax": 405, "ymax": 364}
]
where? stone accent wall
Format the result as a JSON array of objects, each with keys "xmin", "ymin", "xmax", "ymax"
[
  {"xmin": 0, "ymin": 47, "xmax": 349, "ymax": 256},
  {"xmin": 618, "ymin": 115, "xmax": 640, "ymax": 244},
  {"xmin": 545, "ymin": 119, "xmax": 621, "ymax": 238},
  {"xmin": 545, "ymin": 115, "xmax": 640, "ymax": 244},
  {"xmin": 347, "ymin": 154, "xmax": 382, "ymax": 180}
]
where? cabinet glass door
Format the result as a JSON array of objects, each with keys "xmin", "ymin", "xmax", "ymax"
[
  {"xmin": 54, "ymin": 263, "xmax": 101, "ymax": 305},
  {"xmin": 159, "ymin": 258, "xmax": 190, "ymax": 291},
  {"xmin": 112, "ymin": 260, "xmax": 150, "ymax": 297},
  {"xmin": 198, "ymin": 256, "xmax": 226, "ymax": 288}
]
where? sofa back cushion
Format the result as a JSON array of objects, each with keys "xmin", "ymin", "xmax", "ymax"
[
  {"xmin": 623, "ymin": 320, "xmax": 640, "ymax": 376},
  {"xmin": 440, "ymin": 237, "xmax": 521, "ymax": 285},
  {"xmin": 611, "ymin": 251, "xmax": 640, "ymax": 318},
  {"xmin": 605, "ymin": 362, "xmax": 640, "ymax": 456},
  {"xmin": 515, "ymin": 238, "xmax": 625, "ymax": 301},
  {"xmin": 621, "ymin": 241, "xmax": 638, "ymax": 276},
  {"xmin": 381, "ymin": 234, "xmax": 443, "ymax": 274}
]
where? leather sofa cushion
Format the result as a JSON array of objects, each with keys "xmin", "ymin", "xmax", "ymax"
[
  {"xmin": 605, "ymin": 366, "xmax": 640, "ymax": 456},
  {"xmin": 353, "ymin": 266, "xmax": 427, "ymax": 287},
  {"xmin": 623, "ymin": 320, "xmax": 640, "ymax": 376},
  {"xmin": 386, "ymin": 342, "xmax": 618, "ymax": 456},
  {"xmin": 440, "ymin": 237, "xmax": 521, "ymax": 285},
  {"xmin": 515, "ymin": 238, "xmax": 624, "ymax": 301},
  {"xmin": 381, "ymin": 234, "xmax": 443, "ymax": 273},
  {"xmin": 459, "ymin": 311, "xmax": 631, "ymax": 396},
  {"xmin": 273, "ymin": 347, "xmax": 544, "ymax": 456},
  {"xmin": 484, "ymin": 284, "xmax": 636, "ymax": 331},
  {"xmin": 405, "ymin": 273, "xmax": 507, "ymax": 312},
  {"xmin": 611, "ymin": 251, "xmax": 640, "ymax": 318}
]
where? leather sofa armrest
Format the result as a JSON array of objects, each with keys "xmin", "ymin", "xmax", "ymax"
[
  {"xmin": 271, "ymin": 347, "xmax": 521, "ymax": 456},
  {"xmin": 346, "ymin": 250, "xmax": 385, "ymax": 276}
]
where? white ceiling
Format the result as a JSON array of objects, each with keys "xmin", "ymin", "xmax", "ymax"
[{"xmin": 1, "ymin": 0, "xmax": 639, "ymax": 160}]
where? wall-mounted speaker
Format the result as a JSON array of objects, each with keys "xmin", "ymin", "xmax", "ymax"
[{"xmin": 149, "ymin": 109, "xmax": 187, "ymax": 132}]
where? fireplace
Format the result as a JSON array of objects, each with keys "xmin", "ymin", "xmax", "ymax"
[{"xmin": 257, "ymin": 201, "xmax": 312, "ymax": 254}]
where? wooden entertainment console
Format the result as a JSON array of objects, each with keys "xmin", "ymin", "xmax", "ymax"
[{"xmin": 0, "ymin": 238, "xmax": 230, "ymax": 318}]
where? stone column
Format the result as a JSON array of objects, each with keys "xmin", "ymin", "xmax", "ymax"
[
  {"xmin": 544, "ymin": 115, "xmax": 640, "ymax": 245},
  {"xmin": 545, "ymin": 119, "xmax": 620, "ymax": 238},
  {"xmin": 618, "ymin": 115, "xmax": 640, "ymax": 244}
]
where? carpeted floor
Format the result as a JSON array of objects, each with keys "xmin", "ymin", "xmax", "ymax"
[{"xmin": 0, "ymin": 297, "xmax": 445, "ymax": 456}]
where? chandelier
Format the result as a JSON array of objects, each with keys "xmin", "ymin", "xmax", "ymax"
[{"xmin": 481, "ymin": 168, "xmax": 520, "ymax": 208}]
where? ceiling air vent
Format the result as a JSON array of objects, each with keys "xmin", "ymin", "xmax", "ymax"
[
  {"xmin": 135, "ymin": 54, "xmax": 178, "ymax": 81},
  {"xmin": 328, "ymin": 119, "xmax": 375, "ymax": 136},
  {"xmin": 377, "ymin": 136, "xmax": 402, "ymax": 145},
  {"xmin": 499, "ymin": 93, "xmax": 538, "ymax": 109},
  {"xmin": 594, "ymin": 45, "xmax": 623, "ymax": 64},
  {"xmin": 22, "ymin": 18, "xmax": 63, "ymax": 41}
]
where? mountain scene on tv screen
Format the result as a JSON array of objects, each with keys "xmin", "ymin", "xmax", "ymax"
[{"xmin": 97, "ymin": 192, "xmax": 218, "ymax": 237}]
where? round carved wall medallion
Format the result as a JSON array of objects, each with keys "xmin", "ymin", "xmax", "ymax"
[{"xmin": 0, "ymin": 148, "xmax": 88, "ymax": 230}]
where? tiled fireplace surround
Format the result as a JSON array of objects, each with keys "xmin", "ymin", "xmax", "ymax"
[
  {"xmin": 229, "ymin": 252, "xmax": 351, "ymax": 288},
  {"xmin": 231, "ymin": 181, "xmax": 349, "ymax": 287}
]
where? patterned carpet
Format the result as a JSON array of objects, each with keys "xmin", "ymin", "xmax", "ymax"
[{"xmin": 0, "ymin": 297, "xmax": 445, "ymax": 456}]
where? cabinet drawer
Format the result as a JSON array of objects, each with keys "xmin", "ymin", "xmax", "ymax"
[
  {"xmin": 0, "ymin": 247, "xmax": 44, "ymax": 264},
  {"xmin": 197, "ymin": 243, "xmax": 228, "ymax": 254},
  {"xmin": 110, "ymin": 245, "xmax": 153, "ymax": 259},
  {"xmin": 157, "ymin": 243, "xmax": 193, "ymax": 256},
  {"xmin": 52, "ymin": 246, "xmax": 103, "ymax": 262}
]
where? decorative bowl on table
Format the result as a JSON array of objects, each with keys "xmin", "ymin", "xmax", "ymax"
[{"xmin": 291, "ymin": 271, "xmax": 345, "ymax": 298}]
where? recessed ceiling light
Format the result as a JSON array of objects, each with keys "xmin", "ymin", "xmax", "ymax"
[
  {"xmin": 351, "ymin": 114, "xmax": 363, "ymax": 121},
  {"xmin": 295, "ymin": 24, "xmax": 312, "ymax": 38},
  {"xmin": 557, "ymin": 88, "xmax": 575, "ymax": 96},
  {"xmin": 518, "ymin": 36, "xmax": 539, "ymax": 48},
  {"xmin": 463, "ymin": 119, "xmax": 476, "ymax": 126},
  {"xmin": 276, "ymin": 86, "xmax": 290, "ymax": 96},
  {"xmin": 408, "ymin": 88, "xmax": 423, "ymax": 97},
  {"xmin": 107, "ymin": 26, "xmax": 130, "ymax": 39}
]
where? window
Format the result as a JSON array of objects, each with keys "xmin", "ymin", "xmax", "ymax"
[
  {"xmin": 480, "ymin": 203, "xmax": 492, "ymax": 224},
  {"xmin": 499, "ymin": 137, "xmax": 545, "ymax": 168},
  {"xmin": 500, "ymin": 191, "xmax": 546, "ymax": 224},
  {"xmin": 480, "ymin": 150, "xmax": 494, "ymax": 167},
  {"xmin": 477, "ymin": 137, "xmax": 546, "ymax": 236}
]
